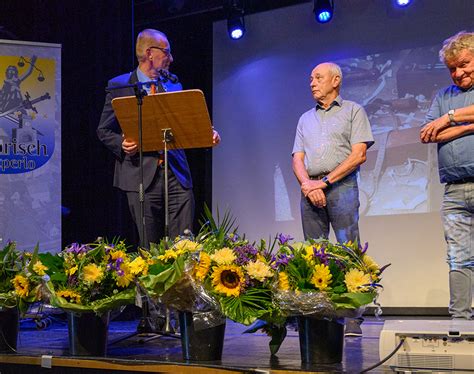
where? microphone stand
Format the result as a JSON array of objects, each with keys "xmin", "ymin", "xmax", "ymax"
[{"xmin": 106, "ymin": 75, "xmax": 179, "ymax": 343}]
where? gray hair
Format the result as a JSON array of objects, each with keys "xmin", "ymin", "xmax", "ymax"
[
  {"xmin": 136, "ymin": 29, "xmax": 168, "ymax": 63},
  {"xmin": 327, "ymin": 62, "xmax": 343, "ymax": 87},
  {"xmin": 439, "ymin": 31, "xmax": 474, "ymax": 64}
]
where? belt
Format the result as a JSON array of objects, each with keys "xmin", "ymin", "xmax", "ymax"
[
  {"xmin": 446, "ymin": 176, "xmax": 474, "ymax": 185},
  {"xmin": 309, "ymin": 173, "xmax": 329, "ymax": 180}
]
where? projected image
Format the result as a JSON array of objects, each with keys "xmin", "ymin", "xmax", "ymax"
[{"xmin": 336, "ymin": 47, "xmax": 448, "ymax": 216}]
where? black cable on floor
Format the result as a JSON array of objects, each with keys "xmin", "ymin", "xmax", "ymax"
[{"xmin": 360, "ymin": 337, "xmax": 405, "ymax": 373}]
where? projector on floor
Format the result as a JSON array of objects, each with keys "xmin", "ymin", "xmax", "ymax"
[{"xmin": 379, "ymin": 319, "xmax": 474, "ymax": 371}]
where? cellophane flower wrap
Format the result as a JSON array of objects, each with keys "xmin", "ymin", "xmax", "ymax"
[
  {"xmin": 0, "ymin": 241, "xmax": 45, "ymax": 312},
  {"xmin": 39, "ymin": 238, "xmax": 148, "ymax": 314},
  {"xmin": 272, "ymin": 236, "xmax": 387, "ymax": 318}
]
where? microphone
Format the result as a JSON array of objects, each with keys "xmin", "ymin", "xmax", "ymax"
[{"xmin": 159, "ymin": 69, "xmax": 179, "ymax": 84}]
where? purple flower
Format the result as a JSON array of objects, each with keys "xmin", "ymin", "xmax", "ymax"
[
  {"xmin": 234, "ymin": 244, "xmax": 258, "ymax": 265},
  {"xmin": 271, "ymin": 253, "xmax": 294, "ymax": 269},
  {"xmin": 361, "ymin": 242, "xmax": 369, "ymax": 254},
  {"xmin": 66, "ymin": 243, "xmax": 90, "ymax": 254},
  {"xmin": 314, "ymin": 246, "xmax": 329, "ymax": 265},
  {"xmin": 115, "ymin": 257, "xmax": 124, "ymax": 269},
  {"xmin": 116, "ymin": 269, "xmax": 124, "ymax": 277},
  {"xmin": 277, "ymin": 233, "xmax": 293, "ymax": 245}
]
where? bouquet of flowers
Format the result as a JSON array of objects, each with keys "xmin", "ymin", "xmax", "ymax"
[
  {"xmin": 192, "ymin": 209, "xmax": 278, "ymax": 326},
  {"xmin": 0, "ymin": 241, "xmax": 46, "ymax": 312},
  {"xmin": 39, "ymin": 238, "xmax": 148, "ymax": 314},
  {"xmin": 140, "ymin": 206, "xmax": 279, "ymax": 327},
  {"xmin": 248, "ymin": 235, "xmax": 388, "ymax": 355},
  {"xmin": 272, "ymin": 235, "xmax": 388, "ymax": 318}
]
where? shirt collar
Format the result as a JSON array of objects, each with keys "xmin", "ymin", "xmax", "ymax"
[
  {"xmin": 136, "ymin": 67, "xmax": 152, "ymax": 83},
  {"xmin": 316, "ymin": 95, "xmax": 343, "ymax": 110}
]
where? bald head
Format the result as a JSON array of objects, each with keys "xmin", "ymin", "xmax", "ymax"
[
  {"xmin": 136, "ymin": 29, "xmax": 168, "ymax": 63},
  {"xmin": 310, "ymin": 62, "xmax": 342, "ymax": 107}
]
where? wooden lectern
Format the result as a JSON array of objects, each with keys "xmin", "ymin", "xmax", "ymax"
[{"xmin": 112, "ymin": 89, "xmax": 214, "ymax": 242}]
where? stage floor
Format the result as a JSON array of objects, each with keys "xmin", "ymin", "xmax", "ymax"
[{"xmin": 0, "ymin": 316, "xmax": 448, "ymax": 373}]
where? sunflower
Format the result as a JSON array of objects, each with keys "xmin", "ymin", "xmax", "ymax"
[
  {"xmin": 344, "ymin": 268, "xmax": 371, "ymax": 293},
  {"xmin": 310, "ymin": 263, "xmax": 332, "ymax": 291},
  {"xmin": 278, "ymin": 271, "xmax": 290, "ymax": 291},
  {"xmin": 211, "ymin": 264, "xmax": 245, "ymax": 297},
  {"xmin": 12, "ymin": 275, "xmax": 29, "ymax": 297},
  {"xmin": 33, "ymin": 261, "xmax": 48, "ymax": 276},
  {"xmin": 129, "ymin": 256, "xmax": 148, "ymax": 275},
  {"xmin": 210, "ymin": 247, "xmax": 236, "ymax": 265},
  {"xmin": 244, "ymin": 260, "xmax": 273, "ymax": 282},
  {"xmin": 57, "ymin": 289, "xmax": 82, "ymax": 304},
  {"xmin": 194, "ymin": 252, "xmax": 211, "ymax": 281},
  {"xmin": 82, "ymin": 263, "xmax": 103, "ymax": 284}
]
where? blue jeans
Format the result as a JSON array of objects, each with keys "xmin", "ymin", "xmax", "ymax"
[
  {"xmin": 442, "ymin": 182, "xmax": 473, "ymax": 319},
  {"xmin": 301, "ymin": 173, "xmax": 360, "ymax": 244},
  {"xmin": 442, "ymin": 182, "xmax": 474, "ymax": 271}
]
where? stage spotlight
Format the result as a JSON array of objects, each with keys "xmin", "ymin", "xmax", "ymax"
[
  {"xmin": 225, "ymin": 0, "xmax": 245, "ymax": 40},
  {"xmin": 394, "ymin": 0, "xmax": 412, "ymax": 7},
  {"xmin": 314, "ymin": 0, "xmax": 334, "ymax": 23}
]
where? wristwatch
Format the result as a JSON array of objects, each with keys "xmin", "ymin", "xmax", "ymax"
[
  {"xmin": 321, "ymin": 176, "xmax": 332, "ymax": 188},
  {"xmin": 448, "ymin": 109, "xmax": 456, "ymax": 125}
]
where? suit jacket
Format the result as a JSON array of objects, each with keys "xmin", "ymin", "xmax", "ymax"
[{"xmin": 97, "ymin": 70, "xmax": 193, "ymax": 192}]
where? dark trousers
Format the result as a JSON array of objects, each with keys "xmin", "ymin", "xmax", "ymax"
[{"xmin": 126, "ymin": 168, "xmax": 194, "ymax": 248}]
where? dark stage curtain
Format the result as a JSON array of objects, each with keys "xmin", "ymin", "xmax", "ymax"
[{"xmin": 0, "ymin": 0, "xmax": 214, "ymax": 249}]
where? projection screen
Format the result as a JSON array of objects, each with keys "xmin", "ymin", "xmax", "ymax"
[{"xmin": 212, "ymin": 0, "xmax": 474, "ymax": 308}]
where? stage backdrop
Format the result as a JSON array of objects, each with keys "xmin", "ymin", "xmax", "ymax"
[
  {"xmin": 0, "ymin": 40, "xmax": 61, "ymax": 252},
  {"xmin": 212, "ymin": 0, "xmax": 474, "ymax": 308}
]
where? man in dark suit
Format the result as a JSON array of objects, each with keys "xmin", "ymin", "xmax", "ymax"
[{"xmin": 97, "ymin": 29, "xmax": 220, "ymax": 247}]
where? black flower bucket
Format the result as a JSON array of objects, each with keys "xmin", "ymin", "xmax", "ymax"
[
  {"xmin": 0, "ymin": 307, "xmax": 19, "ymax": 353},
  {"xmin": 178, "ymin": 311, "xmax": 226, "ymax": 361},
  {"xmin": 297, "ymin": 316, "xmax": 344, "ymax": 364},
  {"xmin": 67, "ymin": 311, "xmax": 110, "ymax": 356}
]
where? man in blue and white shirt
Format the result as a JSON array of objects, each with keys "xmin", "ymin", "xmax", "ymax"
[
  {"xmin": 421, "ymin": 31, "xmax": 474, "ymax": 320},
  {"xmin": 292, "ymin": 62, "xmax": 374, "ymax": 336}
]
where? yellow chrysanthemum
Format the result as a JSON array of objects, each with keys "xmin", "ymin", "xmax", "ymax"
[
  {"xmin": 310, "ymin": 263, "xmax": 332, "ymax": 291},
  {"xmin": 194, "ymin": 252, "xmax": 211, "ymax": 281},
  {"xmin": 116, "ymin": 263, "xmax": 134, "ymax": 288},
  {"xmin": 278, "ymin": 271, "xmax": 290, "ymax": 291},
  {"xmin": 173, "ymin": 239, "xmax": 200, "ymax": 254},
  {"xmin": 157, "ymin": 249, "xmax": 178, "ymax": 262},
  {"xmin": 57, "ymin": 289, "xmax": 82, "ymax": 304},
  {"xmin": 110, "ymin": 250, "xmax": 127, "ymax": 260},
  {"xmin": 67, "ymin": 265, "xmax": 78, "ymax": 276},
  {"xmin": 129, "ymin": 256, "xmax": 148, "ymax": 275},
  {"xmin": 345, "ymin": 268, "xmax": 371, "ymax": 293},
  {"xmin": 362, "ymin": 254, "xmax": 380, "ymax": 274},
  {"xmin": 12, "ymin": 275, "xmax": 29, "ymax": 297},
  {"xmin": 211, "ymin": 264, "xmax": 245, "ymax": 297},
  {"xmin": 82, "ymin": 263, "xmax": 103, "ymax": 284},
  {"xmin": 210, "ymin": 247, "xmax": 236, "ymax": 265},
  {"xmin": 33, "ymin": 261, "xmax": 48, "ymax": 276},
  {"xmin": 244, "ymin": 260, "xmax": 273, "ymax": 282}
]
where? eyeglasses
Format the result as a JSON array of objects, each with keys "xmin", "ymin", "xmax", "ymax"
[{"xmin": 149, "ymin": 46, "xmax": 172, "ymax": 57}]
